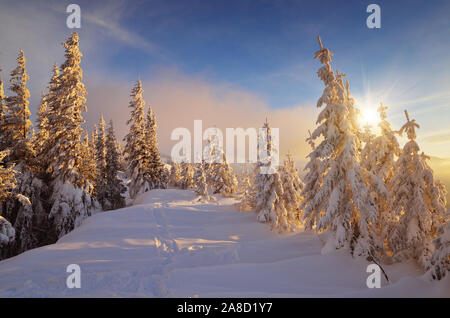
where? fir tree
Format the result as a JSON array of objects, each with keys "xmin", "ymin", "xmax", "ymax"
[
  {"xmin": 144, "ymin": 105, "xmax": 168, "ymax": 189},
  {"xmin": 195, "ymin": 162, "xmax": 211, "ymax": 201},
  {"xmin": 94, "ymin": 115, "xmax": 108, "ymax": 207},
  {"xmin": 0, "ymin": 216, "xmax": 15, "ymax": 258},
  {"xmin": 426, "ymin": 221, "xmax": 449, "ymax": 280},
  {"xmin": 300, "ymin": 130, "xmax": 323, "ymax": 229},
  {"xmin": 279, "ymin": 153, "xmax": 303, "ymax": 228},
  {"xmin": 361, "ymin": 103, "xmax": 400, "ymax": 251},
  {"xmin": 43, "ymin": 33, "xmax": 92, "ymax": 238},
  {"xmin": 104, "ymin": 120, "xmax": 126, "ymax": 210},
  {"xmin": 2, "ymin": 49, "xmax": 33, "ymax": 165},
  {"xmin": 253, "ymin": 120, "xmax": 288, "ymax": 231},
  {"xmin": 388, "ymin": 110, "xmax": 448, "ymax": 267},
  {"xmin": 0, "ymin": 150, "xmax": 16, "ymax": 202},
  {"xmin": 302, "ymin": 37, "xmax": 378, "ymax": 257},
  {"xmin": 169, "ymin": 162, "xmax": 182, "ymax": 187},
  {"xmin": 180, "ymin": 162, "xmax": 195, "ymax": 189},
  {"xmin": 124, "ymin": 79, "xmax": 150, "ymax": 199},
  {"xmin": 211, "ymin": 153, "xmax": 237, "ymax": 196}
]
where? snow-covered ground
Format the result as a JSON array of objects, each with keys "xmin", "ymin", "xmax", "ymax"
[{"xmin": 0, "ymin": 189, "xmax": 448, "ymax": 297}]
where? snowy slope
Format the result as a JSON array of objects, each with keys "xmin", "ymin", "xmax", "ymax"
[{"xmin": 0, "ymin": 189, "xmax": 448, "ymax": 297}]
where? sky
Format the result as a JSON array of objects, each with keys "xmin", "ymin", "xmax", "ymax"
[{"xmin": 0, "ymin": 0, "xmax": 450, "ymax": 162}]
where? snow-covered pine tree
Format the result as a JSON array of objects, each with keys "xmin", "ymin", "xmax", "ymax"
[
  {"xmin": 0, "ymin": 149, "xmax": 16, "ymax": 254},
  {"xmin": 360, "ymin": 102, "xmax": 400, "ymax": 251},
  {"xmin": 202, "ymin": 131, "xmax": 237, "ymax": 196},
  {"xmin": 238, "ymin": 166, "xmax": 256, "ymax": 211},
  {"xmin": 279, "ymin": 153, "xmax": 304, "ymax": 228},
  {"xmin": 426, "ymin": 221, "xmax": 449, "ymax": 281},
  {"xmin": 0, "ymin": 50, "xmax": 47, "ymax": 255},
  {"xmin": 253, "ymin": 119, "xmax": 288, "ymax": 231},
  {"xmin": 211, "ymin": 152, "xmax": 237, "ymax": 196},
  {"xmin": 302, "ymin": 36, "xmax": 378, "ymax": 257},
  {"xmin": 34, "ymin": 64, "xmax": 59, "ymax": 176},
  {"xmin": 2, "ymin": 49, "xmax": 33, "ymax": 165},
  {"xmin": 144, "ymin": 105, "xmax": 167, "ymax": 189},
  {"xmin": 388, "ymin": 110, "xmax": 448, "ymax": 267},
  {"xmin": 43, "ymin": 33, "xmax": 92, "ymax": 238},
  {"xmin": 103, "ymin": 120, "xmax": 126, "ymax": 210},
  {"xmin": 94, "ymin": 115, "xmax": 108, "ymax": 208},
  {"xmin": 0, "ymin": 216, "xmax": 15, "ymax": 259},
  {"xmin": 169, "ymin": 162, "xmax": 182, "ymax": 187},
  {"xmin": 123, "ymin": 79, "xmax": 150, "ymax": 199},
  {"xmin": 300, "ymin": 130, "xmax": 323, "ymax": 229},
  {"xmin": 0, "ymin": 150, "xmax": 16, "ymax": 202},
  {"xmin": 180, "ymin": 162, "xmax": 195, "ymax": 189},
  {"xmin": 362, "ymin": 103, "xmax": 400, "ymax": 184},
  {"xmin": 195, "ymin": 162, "xmax": 211, "ymax": 201}
]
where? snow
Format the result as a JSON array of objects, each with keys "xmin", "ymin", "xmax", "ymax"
[{"xmin": 0, "ymin": 189, "xmax": 448, "ymax": 297}]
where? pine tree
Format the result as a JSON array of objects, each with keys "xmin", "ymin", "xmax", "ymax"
[
  {"xmin": 211, "ymin": 153, "xmax": 238, "ymax": 196},
  {"xmin": 180, "ymin": 162, "xmax": 195, "ymax": 189},
  {"xmin": 169, "ymin": 162, "xmax": 182, "ymax": 187},
  {"xmin": 426, "ymin": 220, "xmax": 449, "ymax": 281},
  {"xmin": 2, "ymin": 49, "xmax": 33, "ymax": 165},
  {"xmin": 34, "ymin": 64, "xmax": 59, "ymax": 177},
  {"xmin": 0, "ymin": 150, "xmax": 16, "ymax": 202},
  {"xmin": 0, "ymin": 216, "xmax": 15, "ymax": 258},
  {"xmin": 300, "ymin": 130, "xmax": 323, "ymax": 229},
  {"xmin": 0, "ymin": 149, "xmax": 16, "ymax": 256},
  {"xmin": 361, "ymin": 103, "xmax": 400, "ymax": 251},
  {"xmin": 43, "ymin": 33, "xmax": 92, "ymax": 238},
  {"xmin": 104, "ymin": 120, "xmax": 126, "ymax": 210},
  {"xmin": 279, "ymin": 153, "xmax": 304, "ymax": 228},
  {"xmin": 238, "ymin": 166, "xmax": 256, "ymax": 212},
  {"xmin": 252, "ymin": 120, "xmax": 288, "ymax": 231},
  {"xmin": 124, "ymin": 79, "xmax": 150, "ymax": 199},
  {"xmin": 144, "ymin": 105, "xmax": 168, "ymax": 189},
  {"xmin": 301, "ymin": 37, "xmax": 378, "ymax": 257},
  {"xmin": 195, "ymin": 162, "xmax": 211, "ymax": 201},
  {"xmin": 388, "ymin": 110, "xmax": 448, "ymax": 267},
  {"xmin": 94, "ymin": 115, "xmax": 108, "ymax": 208}
]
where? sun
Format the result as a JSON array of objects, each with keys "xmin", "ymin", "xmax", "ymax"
[{"xmin": 359, "ymin": 107, "xmax": 380, "ymax": 128}]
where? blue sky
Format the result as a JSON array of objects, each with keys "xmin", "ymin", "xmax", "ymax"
[{"xmin": 0, "ymin": 0, "xmax": 450, "ymax": 158}]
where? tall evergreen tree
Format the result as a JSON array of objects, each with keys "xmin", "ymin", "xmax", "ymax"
[
  {"xmin": 195, "ymin": 162, "xmax": 211, "ymax": 201},
  {"xmin": 388, "ymin": 110, "xmax": 447, "ymax": 267},
  {"xmin": 301, "ymin": 37, "xmax": 379, "ymax": 257},
  {"xmin": 35, "ymin": 64, "xmax": 59, "ymax": 176},
  {"xmin": 43, "ymin": 33, "xmax": 92, "ymax": 238},
  {"xmin": 361, "ymin": 103, "xmax": 400, "ymax": 252},
  {"xmin": 180, "ymin": 162, "xmax": 195, "ymax": 189},
  {"xmin": 300, "ymin": 130, "xmax": 323, "ymax": 229},
  {"xmin": 169, "ymin": 162, "xmax": 182, "ymax": 187},
  {"xmin": 144, "ymin": 105, "xmax": 167, "ymax": 189},
  {"xmin": 103, "ymin": 120, "xmax": 126, "ymax": 210},
  {"xmin": 94, "ymin": 115, "xmax": 108, "ymax": 207},
  {"xmin": 279, "ymin": 153, "xmax": 303, "ymax": 228},
  {"xmin": 124, "ymin": 79, "xmax": 150, "ymax": 199},
  {"xmin": 251, "ymin": 120, "xmax": 289, "ymax": 231},
  {"xmin": 2, "ymin": 49, "xmax": 33, "ymax": 165}
]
